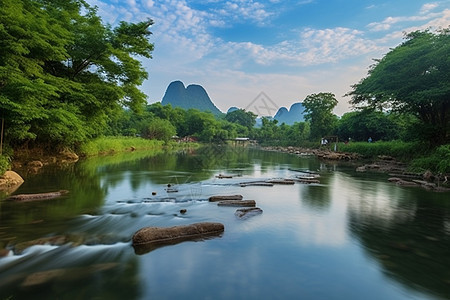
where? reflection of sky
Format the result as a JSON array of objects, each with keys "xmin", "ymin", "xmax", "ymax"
[{"xmin": 89, "ymin": 157, "xmax": 437, "ymax": 299}]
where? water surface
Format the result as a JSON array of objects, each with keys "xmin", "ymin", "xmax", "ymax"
[{"xmin": 1, "ymin": 147, "xmax": 449, "ymax": 299}]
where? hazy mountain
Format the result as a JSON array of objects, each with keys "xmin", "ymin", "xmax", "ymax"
[
  {"xmin": 227, "ymin": 107, "xmax": 239, "ymax": 113},
  {"xmin": 273, "ymin": 103, "xmax": 305, "ymax": 125},
  {"xmin": 161, "ymin": 81, "xmax": 222, "ymax": 115}
]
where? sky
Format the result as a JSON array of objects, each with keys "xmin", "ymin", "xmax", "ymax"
[{"xmin": 85, "ymin": 0, "xmax": 450, "ymax": 116}]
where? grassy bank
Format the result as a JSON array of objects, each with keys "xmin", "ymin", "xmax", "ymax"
[
  {"xmin": 78, "ymin": 136, "xmax": 199, "ymax": 157},
  {"xmin": 339, "ymin": 141, "xmax": 450, "ymax": 174}
]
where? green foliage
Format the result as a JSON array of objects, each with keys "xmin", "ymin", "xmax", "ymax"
[
  {"xmin": 144, "ymin": 118, "xmax": 176, "ymax": 142},
  {"xmin": 225, "ymin": 109, "xmax": 257, "ymax": 130},
  {"xmin": 410, "ymin": 144, "xmax": 450, "ymax": 174},
  {"xmin": 303, "ymin": 93, "xmax": 338, "ymax": 140},
  {"xmin": 339, "ymin": 141, "xmax": 422, "ymax": 160},
  {"xmin": 0, "ymin": 155, "xmax": 9, "ymax": 175},
  {"xmin": 348, "ymin": 29, "xmax": 450, "ymax": 144},
  {"xmin": 79, "ymin": 136, "xmax": 164, "ymax": 156},
  {"xmin": 337, "ymin": 110, "xmax": 406, "ymax": 141},
  {"xmin": 0, "ymin": 0, "xmax": 154, "ymax": 150}
]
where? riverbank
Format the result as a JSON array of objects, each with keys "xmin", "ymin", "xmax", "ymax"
[
  {"xmin": 261, "ymin": 145, "xmax": 450, "ymax": 192},
  {"xmin": 0, "ymin": 137, "xmax": 200, "ymax": 194}
]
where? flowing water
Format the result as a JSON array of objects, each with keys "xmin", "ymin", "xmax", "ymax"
[{"xmin": 0, "ymin": 146, "xmax": 449, "ymax": 300}]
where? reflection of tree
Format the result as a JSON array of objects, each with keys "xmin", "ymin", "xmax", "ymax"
[
  {"xmin": 348, "ymin": 190, "xmax": 450, "ymax": 299},
  {"xmin": 0, "ymin": 164, "xmax": 106, "ymax": 247},
  {"xmin": 301, "ymin": 185, "xmax": 331, "ymax": 211}
]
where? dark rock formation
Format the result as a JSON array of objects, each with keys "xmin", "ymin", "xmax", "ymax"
[
  {"xmin": 132, "ymin": 222, "xmax": 224, "ymax": 255},
  {"xmin": 161, "ymin": 80, "xmax": 222, "ymax": 115}
]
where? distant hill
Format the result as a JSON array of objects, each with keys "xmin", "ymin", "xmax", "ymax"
[
  {"xmin": 161, "ymin": 81, "xmax": 222, "ymax": 115},
  {"xmin": 227, "ymin": 107, "xmax": 239, "ymax": 113},
  {"xmin": 273, "ymin": 103, "xmax": 305, "ymax": 125}
]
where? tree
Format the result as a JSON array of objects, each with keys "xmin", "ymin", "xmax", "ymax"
[
  {"xmin": 225, "ymin": 109, "xmax": 257, "ymax": 131},
  {"xmin": 337, "ymin": 110, "xmax": 400, "ymax": 142},
  {"xmin": 144, "ymin": 118, "xmax": 176, "ymax": 142},
  {"xmin": 0, "ymin": 0, "xmax": 154, "ymax": 149},
  {"xmin": 302, "ymin": 93, "xmax": 338, "ymax": 140},
  {"xmin": 348, "ymin": 29, "xmax": 450, "ymax": 144}
]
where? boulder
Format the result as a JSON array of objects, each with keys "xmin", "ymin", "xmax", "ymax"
[
  {"xmin": 235, "ymin": 207, "xmax": 263, "ymax": 219},
  {"xmin": 217, "ymin": 200, "xmax": 256, "ymax": 207},
  {"xmin": 0, "ymin": 171, "xmax": 24, "ymax": 194},
  {"xmin": 132, "ymin": 222, "xmax": 224, "ymax": 255},
  {"xmin": 208, "ymin": 195, "xmax": 243, "ymax": 202}
]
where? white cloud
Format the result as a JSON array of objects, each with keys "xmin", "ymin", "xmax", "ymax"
[
  {"xmin": 85, "ymin": 0, "xmax": 450, "ymax": 117},
  {"xmin": 213, "ymin": 0, "xmax": 274, "ymax": 25},
  {"xmin": 420, "ymin": 2, "xmax": 438, "ymax": 14},
  {"xmin": 367, "ymin": 2, "xmax": 447, "ymax": 32}
]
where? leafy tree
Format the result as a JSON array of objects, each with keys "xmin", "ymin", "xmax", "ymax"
[
  {"xmin": 337, "ymin": 110, "xmax": 401, "ymax": 142},
  {"xmin": 225, "ymin": 109, "xmax": 257, "ymax": 131},
  {"xmin": 348, "ymin": 29, "xmax": 450, "ymax": 144},
  {"xmin": 184, "ymin": 109, "xmax": 219, "ymax": 142},
  {"xmin": 144, "ymin": 118, "xmax": 176, "ymax": 142},
  {"xmin": 302, "ymin": 93, "xmax": 338, "ymax": 140},
  {"xmin": 257, "ymin": 117, "xmax": 279, "ymax": 143},
  {"xmin": 0, "ymin": 0, "xmax": 154, "ymax": 150}
]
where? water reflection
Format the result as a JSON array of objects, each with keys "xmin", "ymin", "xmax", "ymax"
[
  {"xmin": 0, "ymin": 147, "xmax": 449, "ymax": 299},
  {"xmin": 344, "ymin": 170, "xmax": 450, "ymax": 300}
]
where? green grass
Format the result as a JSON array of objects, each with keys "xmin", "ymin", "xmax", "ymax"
[
  {"xmin": 79, "ymin": 136, "xmax": 165, "ymax": 157},
  {"xmin": 339, "ymin": 141, "xmax": 422, "ymax": 160},
  {"xmin": 409, "ymin": 144, "xmax": 450, "ymax": 174},
  {"xmin": 339, "ymin": 141, "xmax": 450, "ymax": 174},
  {"xmin": 78, "ymin": 136, "xmax": 200, "ymax": 157}
]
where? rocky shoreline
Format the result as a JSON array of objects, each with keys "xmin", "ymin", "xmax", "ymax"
[{"xmin": 261, "ymin": 146, "xmax": 450, "ymax": 192}]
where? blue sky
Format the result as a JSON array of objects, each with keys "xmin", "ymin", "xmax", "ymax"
[{"xmin": 86, "ymin": 0, "xmax": 450, "ymax": 116}]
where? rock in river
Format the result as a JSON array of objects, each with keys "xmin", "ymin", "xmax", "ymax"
[
  {"xmin": 132, "ymin": 222, "xmax": 224, "ymax": 255},
  {"xmin": 208, "ymin": 195, "xmax": 243, "ymax": 202},
  {"xmin": 217, "ymin": 200, "xmax": 256, "ymax": 207},
  {"xmin": 235, "ymin": 207, "xmax": 263, "ymax": 219}
]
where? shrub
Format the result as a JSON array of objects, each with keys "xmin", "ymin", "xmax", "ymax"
[
  {"xmin": 0, "ymin": 155, "xmax": 10, "ymax": 175},
  {"xmin": 410, "ymin": 144, "xmax": 450, "ymax": 174}
]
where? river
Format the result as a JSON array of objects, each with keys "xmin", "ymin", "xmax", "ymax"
[{"xmin": 1, "ymin": 146, "xmax": 449, "ymax": 299}]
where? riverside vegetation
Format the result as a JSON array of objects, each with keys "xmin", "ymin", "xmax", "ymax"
[{"xmin": 0, "ymin": 1, "xmax": 448, "ymax": 178}]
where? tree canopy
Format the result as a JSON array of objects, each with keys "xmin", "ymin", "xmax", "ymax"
[
  {"xmin": 348, "ymin": 29, "xmax": 450, "ymax": 144},
  {"xmin": 0, "ymin": 0, "xmax": 154, "ymax": 149},
  {"xmin": 302, "ymin": 92, "xmax": 338, "ymax": 140}
]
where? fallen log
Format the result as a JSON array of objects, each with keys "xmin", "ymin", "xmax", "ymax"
[
  {"xmin": 217, "ymin": 200, "xmax": 256, "ymax": 207},
  {"xmin": 209, "ymin": 195, "xmax": 243, "ymax": 202},
  {"xmin": 132, "ymin": 222, "xmax": 224, "ymax": 255},
  {"xmin": 7, "ymin": 190, "xmax": 69, "ymax": 202}
]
